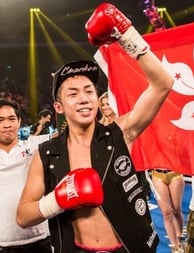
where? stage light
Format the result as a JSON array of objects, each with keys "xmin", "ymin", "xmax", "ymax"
[
  {"xmin": 144, "ymin": 24, "xmax": 154, "ymax": 33},
  {"xmin": 34, "ymin": 11, "xmax": 63, "ymax": 65},
  {"xmin": 163, "ymin": 9, "xmax": 176, "ymax": 27},
  {"xmin": 30, "ymin": 8, "xmax": 40, "ymax": 12},
  {"xmin": 38, "ymin": 10, "xmax": 92, "ymax": 60},
  {"xmin": 157, "ymin": 7, "xmax": 166, "ymax": 12},
  {"xmin": 172, "ymin": 5, "xmax": 194, "ymax": 22},
  {"xmin": 157, "ymin": 7, "xmax": 176, "ymax": 27},
  {"xmin": 28, "ymin": 8, "xmax": 38, "ymax": 122}
]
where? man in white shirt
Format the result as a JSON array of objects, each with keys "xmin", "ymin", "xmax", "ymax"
[{"xmin": 0, "ymin": 98, "xmax": 53, "ymax": 253}]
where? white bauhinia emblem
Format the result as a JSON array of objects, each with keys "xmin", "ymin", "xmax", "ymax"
[{"xmin": 162, "ymin": 54, "xmax": 194, "ymax": 130}]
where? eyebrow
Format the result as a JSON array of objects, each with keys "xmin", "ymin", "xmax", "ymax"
[
  {"xmin": 67, "ymin": 83, "xmax": 94, "ymax": 90},
  {"xmin": 0, "ymin": 115, "xmax": 17, "ymax": 119}
]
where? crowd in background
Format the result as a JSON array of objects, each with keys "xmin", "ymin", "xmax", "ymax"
[{"xmin": 0, "ymin": 64, "xmax": 57, "ymax": 140}]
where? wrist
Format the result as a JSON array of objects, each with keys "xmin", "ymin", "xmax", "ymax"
[
  {"xmin": 119, "ymin": 26, "xmax": 150, "ymax": 59},
  {"xmin": 39, "ymin": 191, "xmax": 64, "ymax": 219}
]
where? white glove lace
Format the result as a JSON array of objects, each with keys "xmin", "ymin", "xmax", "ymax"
[
  {"xmin": 39, "ymin": 191, "xmax": 64, "ymax": 219},
  {"xmin": 119, "ymin": 26, "xmax": 150, "ymax": 59}
]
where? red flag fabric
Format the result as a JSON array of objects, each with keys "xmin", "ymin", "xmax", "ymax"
[{"xmin": 95, "ymin": 23, "xmax": 194, "ymax": 175}]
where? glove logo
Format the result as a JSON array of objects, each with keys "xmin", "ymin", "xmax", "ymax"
[
  {"xmin": 65, "ymin": 174, "xmax": 79, "ymax": 200},
  {"xmin": 114, "ymin": 155, "xmax": 131, "ymax": 176},
  {"xmin": 135, "ymin": 198, "xmax": 146, "ymax": 216},
  {"xmin": 110, "ymin": 27, "xmax": 121, "ymax": 40}
]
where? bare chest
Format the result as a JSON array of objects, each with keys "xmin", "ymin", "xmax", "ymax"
[{"xmin": 68, "ymin": 143, "xmax": 92, "ymax": 170}]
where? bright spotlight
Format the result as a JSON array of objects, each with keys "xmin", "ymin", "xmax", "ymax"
[{"xmin": 30, "ymin": 8, "xmax": 40, "ymax": 12}]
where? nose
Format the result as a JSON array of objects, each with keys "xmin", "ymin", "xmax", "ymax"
[
  {"xmin": 3, "ymin": 120, "xmax": 11, "ymax": 128},
  {"xmin": 78, "ymin": 93, "xmax": 90, "ymax": 104}
]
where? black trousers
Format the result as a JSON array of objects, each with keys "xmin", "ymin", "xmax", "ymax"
[{"xmin": 0, "ymin": 237, "xmax": 52, "ymax": 253}]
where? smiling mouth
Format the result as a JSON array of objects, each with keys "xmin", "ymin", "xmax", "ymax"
[{"xmin": 78, "ymin": 108, "xmax": 91, "ymax": 112}]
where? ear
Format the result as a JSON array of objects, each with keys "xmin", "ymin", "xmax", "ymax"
[
  {"xmin": 18, "ymin": 117, "xmax": 22, "ymax": 127},
  {"xmin": 53, "ymin": 101, "xmax": 64, "ymax": 114}
]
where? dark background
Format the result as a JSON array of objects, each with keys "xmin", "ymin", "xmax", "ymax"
[{"xmin": 0, "ymin": 0, "xmax": 193, "ymax": 123}]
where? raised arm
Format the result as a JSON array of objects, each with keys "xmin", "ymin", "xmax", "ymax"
[
  {"xmin": 86, "ymin": 3, "xmax": 174, "ymax": 142},
  {"xmin": 117, "ymin": 50, "xmax": 173, "ymax": 141}
]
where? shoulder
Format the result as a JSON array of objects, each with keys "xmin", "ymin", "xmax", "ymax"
[
  {"xmin": 95, "ymin": 121, "xmax": 122, "ymax": 139},
  {"xmin": 30, "ymin": 123, "xmax": 39, "ymax": 133},
  {"xmin": 39, "ymin": 131, "xmax": 66, "ymax": 150}
]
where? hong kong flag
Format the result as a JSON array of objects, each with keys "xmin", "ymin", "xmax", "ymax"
[{"xmin": 95, "ymin": 23, "xmax": 194, "ymax": 175}]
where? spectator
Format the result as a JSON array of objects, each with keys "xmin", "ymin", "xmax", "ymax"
[
  {"xmin": 0, "ymin": 98, "xmax": 53, "ymax": 253},
  {"xmin": 151, "ymin": 168, "xmax": 185, "ymax": 253},
  {"xmin": 186, "ymin": 176, "xmax": 194, "ymax": 253},
  {"xmin": 98, "ymin": 91, "xmax": 117, "ymax": 125},
  {"xmin": 30, "ymin": 109, "xmax": 53, "ymax": 136}
]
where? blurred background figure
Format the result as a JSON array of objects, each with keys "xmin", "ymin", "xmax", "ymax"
[
  {"xmin": 186, "ymin": 176, "xmax": 194, "ymax": 253},
  {"xmin": 98, "ymin": 91, "xmax": 117, "ymax": 125},
  {"xmin": 18, "ymin": 124, "xmax": 31, "ymax": 140},
  {"xmin": 151, "ymin": 168, "xmax": 185, "ymax": 253},
  {"xmin": 30, "ymin": 109, "xmax": 55, "ymax": 136}
]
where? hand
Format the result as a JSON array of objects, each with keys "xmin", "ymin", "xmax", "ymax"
[
  {"xmin": 37, "ymin": 123, "xmax": 44, "ymax": 131},
  {"xmin": 55, "ymin": 168, "xmax": 104, "ymax": 209},
  {"xmin": 85, "ymin": 3, "xmax": 150, "ymax": 59},
  {"xmin": 85, "ymin": 3, "xmax": 131, "ymax": 46},
  {"xmin": 39, "ymin": 168, "xmax": 104, "ymax": 218}
]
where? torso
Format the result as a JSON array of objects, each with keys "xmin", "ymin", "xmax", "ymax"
[{"xmin": 68, "ymin": 140, "xmax": 120, "ymax": 248}]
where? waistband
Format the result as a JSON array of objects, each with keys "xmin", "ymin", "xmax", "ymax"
[
  {"xmin": 75, "ymin": 242, "xmax": 125, "ymax": 253},
  {"xmin": 154, "ymin": 169, "xmax": 172, "ymax": 174}
]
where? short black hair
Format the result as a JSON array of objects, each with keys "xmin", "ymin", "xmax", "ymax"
[
  {"xmin": 0, "ymin": 98, "xmax": 21, "ymax": 119},
  {"xmin": 38, "ymin": 109, "xmax": 52, "ymax": 119}
]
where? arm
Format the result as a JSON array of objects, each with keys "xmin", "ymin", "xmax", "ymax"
[
  {"xmin": 31, "ymin": 123, "xmax": 44, "ymax": 136},
  {"xmin": 16, "ymin": 150, "xmax": 46, "ymax": 227},
  {"xmin": 115, "ymin": 50, "xmax": 173, "ymax": 142},
  {"xmin": 86, "ymin": 3, "xmax": 174, "ymax": 143}
]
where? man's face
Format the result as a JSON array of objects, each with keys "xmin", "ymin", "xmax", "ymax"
[
  {"xmin": 42, "ymin": 114, "xmax": 51, "ymax": 125},
  {"xmin": 0, "ymin": 105, "xmax": 21, "ymax": 145},
  {"xmin": 54, "ymin": 75, "xmax": 99, "ymax": 127}
]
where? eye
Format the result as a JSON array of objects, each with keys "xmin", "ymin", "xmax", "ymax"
[
  {"xmin": 10, "ymin": 116, "xmax": 17, "ymax": 121},
  {"xmin": 68, "ymin": 92, "xmax": 77, "ymax": 97},
  {"xmin": 86, "ymin": 89, "xmax": 93, "ymax": 94}
]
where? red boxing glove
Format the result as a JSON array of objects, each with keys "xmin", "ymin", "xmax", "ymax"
[
  {"xmin": 55, "ymin": 168, "xmax": 104, "ymax": 209},
  {"xmin": 85, "ymin": 2, "xmax": 131, "ymax": 46},
  {"xmin": 86, "ymin": 3, "xmax": 150, "ymax": 59},
  {"xmin": 39, "ymin": 168, "xmax": 104, "ymax": 219}
]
